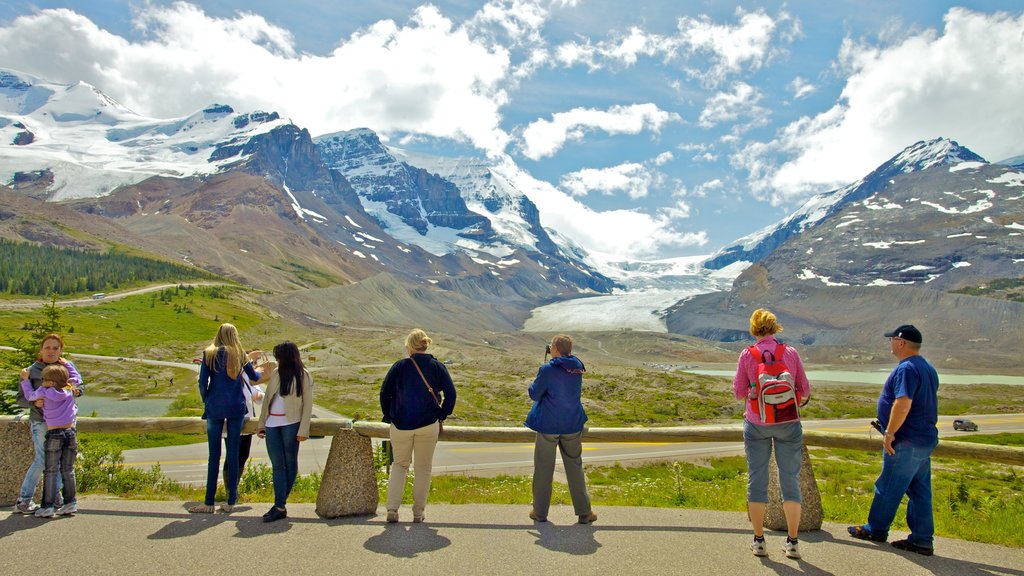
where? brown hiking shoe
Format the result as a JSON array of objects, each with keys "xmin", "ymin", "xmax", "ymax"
[{"xmin": 578, "ymin": 511, "xmax": 597, "ymax": 524}]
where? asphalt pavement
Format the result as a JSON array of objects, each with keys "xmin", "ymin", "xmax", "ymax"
[{"xmin": 2, "ymin": 499, "xmax": 1021, "ymax": 576}]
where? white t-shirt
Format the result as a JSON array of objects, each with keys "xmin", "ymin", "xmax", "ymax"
[
  {"xmin": 222, "ymin": 375, "xmax": 263, "ymax": 437},
  {"xmin": 264, "ymin": 393, "xmax": 297, "ymax": 428}
]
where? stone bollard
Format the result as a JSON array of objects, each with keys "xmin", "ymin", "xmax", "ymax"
[
  {"xmin": 315, "ymin": 429, "xmax": 379, "ymax": 518},
  {"xmin": 766, "ymin": 444, "xmax": 822, "ymax": 531},
  {"xmin": 0, "ymin": 418, "xmax": 35, "ymax": 506}
]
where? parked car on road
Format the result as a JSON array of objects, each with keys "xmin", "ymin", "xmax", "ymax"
[{"xmin": 953, "ymin": 419, "xmax": 979, "ymax": 431}]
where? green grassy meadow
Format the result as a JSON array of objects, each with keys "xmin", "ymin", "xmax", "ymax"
[{"xmin": 6, "ymin": 284, "xmax": 1022, "ymax": 547}]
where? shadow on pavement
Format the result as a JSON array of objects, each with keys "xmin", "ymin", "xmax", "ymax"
[
  {"xmin": 363, "ymin": 523, "xmax": 451, "ymax": 558},
  {"xmin": 788, "ymin": 529, "xmax": 1024, "ymax": 576},
  {"xmin": 0, "ymin": 511, "xmax": 70, "ymax": 539},
  {"xmin": 529, "ymin": 522, "xmax": 601, "ymax": 555}
]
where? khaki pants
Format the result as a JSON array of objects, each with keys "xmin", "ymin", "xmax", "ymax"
[{"xmin": 385, "ymin": 422, "xmax": 440, "ymax": 516}]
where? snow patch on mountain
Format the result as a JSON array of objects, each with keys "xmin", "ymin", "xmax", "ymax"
[{"xmin": 0, "ymin": 68, "xmax": 287, "ymax": 199}]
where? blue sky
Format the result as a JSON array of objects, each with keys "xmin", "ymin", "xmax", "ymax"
[{"xmin": 2, "ymin": 1, "xmax": 1022, "ymax": 261}]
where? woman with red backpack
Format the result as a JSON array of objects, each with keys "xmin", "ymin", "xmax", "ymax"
[{"xmin": 732, "ymin": 309, "xmax": 810, "ymax": 560}]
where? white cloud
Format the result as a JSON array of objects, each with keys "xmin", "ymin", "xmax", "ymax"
[
  {"xmin": 553, "ymin": 7, "xmax": 797, "ymax": 87},
  {"xmin": 735, "ymin": 8, "xmax": 1024, "ymax": 203},
  {"xmin": 676, "ymin": 8, "xmax": 794, "ymax": 86},
  {"xmin": 521, "ymin": 103, "xmax": 681, "ymax": 160},
  {"xmin": 693, "ymin": 178, "xmax": 724, "ymax": 198},
  {"xmin": 496, "ymin": 156, "xmax": 707, "ymax": 259},
  {"xmin": 698, "ymin": 82, "xmax": 766, "ymax": 128},
  {"xmin": 653, "ymin": 151, "xmax": 674, "ymax": 166},
  {"xmin": 560, "ymin": 162, "xmax": 655, "ymax": 199},
  {"xmin": 0, "ymin": 3, "xmax": 514, "ymax": 155},
  {"xmin": 788, "ymin": 76, "xmax": 816, "ymax": 99}
]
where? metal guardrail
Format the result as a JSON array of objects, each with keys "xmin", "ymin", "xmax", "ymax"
[{"xmin": 3, "ymin": 416, "xmax": 1016, "ymax": 467}]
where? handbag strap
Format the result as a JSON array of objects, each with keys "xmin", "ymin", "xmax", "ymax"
[{"xmin": 409, "ymin": 356, "xmax": 441, "ymax": 406}]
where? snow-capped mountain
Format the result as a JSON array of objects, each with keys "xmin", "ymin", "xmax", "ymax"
[
  {"xmin": 997, "ymin": 153, "xmax": 1024, "ymax": 171},
  {"xmin": 666, "ymin": 140, "xmax": 1024, "ymax": 359},
  {"xmin": 0, "ymin": 68, "xmax": 619, "ymax": 327},
  {"xmin": 315, "ymin": 129, "xmax": 617, "ymax": 293},
  {"xmin": 0, "ymin": 68, "xmax": 288, "ymax": 200},
  {"xmin": 705, "ymin": 138, "xmax": 987, "ymax": 271}
]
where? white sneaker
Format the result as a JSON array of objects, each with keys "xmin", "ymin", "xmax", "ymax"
[
  {"xmin": 57, "ymin": 501, "xmax": 78, "ymax": 515},
  {"xmin": 15, "ymin": 500, "xmax": 39, "ymax": 514},
  {"xmin": 784, "ymin": 539, "xmax": 801, "ymax": 559},
  {"xmin": 751, "ymin": 537, "xmax": 767, "ymax": 557},
  {"xmin": 33, "ymin": 507, "xmax": 55, "ymax": 518}
]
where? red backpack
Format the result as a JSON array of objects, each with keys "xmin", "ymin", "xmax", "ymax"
[{"xmin": 747, "ymin": 343, "xmax": 800, "ymax": 424}]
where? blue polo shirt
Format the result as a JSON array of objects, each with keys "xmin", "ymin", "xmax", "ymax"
[{"xmin": 877, "ymin": 355, "xmax": 939, "ymax": 445}]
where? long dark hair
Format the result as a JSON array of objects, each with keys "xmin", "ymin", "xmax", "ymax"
[{"xmin": 273, "ymin": 341, "xmax": 304, "ymax": 396}]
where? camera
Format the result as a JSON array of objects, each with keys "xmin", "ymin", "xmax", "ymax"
[
  {"xmin": 870, "ymin": 419, "xmax": 884, "ymax": 434},
  {"xmin": 545, "ymin": 344, "xmax": 551, "ymax": 355}
]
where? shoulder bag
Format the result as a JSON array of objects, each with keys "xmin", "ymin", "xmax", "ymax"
[{"xmin": 410, "ymin": 356, "xmax": 444, "ymax": 435}]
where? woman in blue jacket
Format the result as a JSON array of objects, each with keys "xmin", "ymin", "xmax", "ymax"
[
  {"xmin": 190, "ymin": 323, "xmax": 267, "ymax": 513},
  {"xmin": 379, "ymin": 329, "xmax": 456, "ymax": 523},
  {"xmin": 525, "ymin": 334, "xmax": 596, "ymax": 524}
]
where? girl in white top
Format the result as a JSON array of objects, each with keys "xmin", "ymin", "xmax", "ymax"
[{"xmin": 256, "ymin": 341, "xmax": 313, "ymax": 522}]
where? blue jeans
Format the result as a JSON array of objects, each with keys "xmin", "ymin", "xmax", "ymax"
[
  {"xmin": 744, "ymin": 419, "xmax": 803, "ymax": 503},
  {"xmin": 42, "ymin": 428, "xmax": 77, "ymax": 509},
  {"xmin": 205, "ymin": 416, "xmax": 244, "ymax": 506},
  {"xmin": 865, "ymin": 439, "xmax": 937, "ymax": 548},
  {"xmin": 20, "ymin": 419, "xmax": 60, "ymax": 503},
  {"xmin": 264, "ymin": 422, "xmax": 301, "ymax": 509}
]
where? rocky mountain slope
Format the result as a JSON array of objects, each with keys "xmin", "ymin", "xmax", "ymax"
[
  {"xmin": 0, "ymin": 68, "xmax": 616, "ymax": 329},
  {"xmin": 667, "ymin": 140, "xmax": 1024, "ymax": 366}
]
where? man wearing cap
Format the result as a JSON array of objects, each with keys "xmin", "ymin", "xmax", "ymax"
[{"xmin": 848, "ymin": 324, "xmax": 939, "ymax": 556}]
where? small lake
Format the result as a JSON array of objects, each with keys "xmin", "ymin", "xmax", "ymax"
[
  {"xmin": 684, "ymin": 369, "xmax": 1024, "ymax": 386},
  {"xmin": 76, "ymin": 396, "xmax": 174, "ymax": 417}
]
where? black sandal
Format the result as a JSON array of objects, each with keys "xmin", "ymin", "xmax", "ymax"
[
  {"xmin": 891, "ymin": 539, "xmax": 934, "ymax": 556},
  {"xmin": 847, "ymin": 525, "xmax": 886, "ymax": 542}
]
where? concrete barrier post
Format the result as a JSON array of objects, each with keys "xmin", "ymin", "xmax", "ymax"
[
  {"xmin": 0, "ymin": 418, "xmax": 35, "ymax": 506},
  {"xmin": 315, "ymin": 429, "xmax": 379, "ymax": 518},
  {"xmin": 766, "ymin": 444, "xmax": 822, "ymax": 531}
]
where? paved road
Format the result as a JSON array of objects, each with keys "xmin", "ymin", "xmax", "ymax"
[
  {"xmin": 123, "ymin": 413, "xmax": 1024, "ymax": 484},
  {"xmin": 2, "ymin": 499, "xmax": 1021, "ymax": 576},
  {"xmin": 0, "ymin": 281, "xmax": 230, "ymax": 309}
]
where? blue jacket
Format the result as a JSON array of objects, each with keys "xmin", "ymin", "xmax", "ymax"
[
  {"xmin": 525, "ymin": 355, "xmax": 588, "ymax": 435},
  {"xmin": 380, "ymin": 354, "xmax": 457, "ymax": 430},
  {"xmin": 198, "ymin": 347, "xmax": 261, "ymax": 420}
]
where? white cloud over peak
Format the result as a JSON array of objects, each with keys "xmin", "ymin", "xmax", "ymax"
[
  {"xmin": 0, "ymin": 3, "xmax": 514, "ymax": 156},
  {"xmin": 735, "ymin": 8, "xmax": 1024, "ymax": 204},
  {"xmin": 520, "ymin": 103, "xmax": 681, "ymax": 160},
  {"xmin": 496, "ymin": 156, "xmax": 707, "ymax": 259},
  {"xmin": 788, "ymin": 76, "xmax": 816, "ymax": 99},
  {"xmin": 560, "ymin": 162, "xmax": 656, "ymax": 199},
  {"xmin": 552, "ymin": 8, "xmax": 797, "ymax": 86},
  {"xmin": 698, "ymin": 82, "xmax": 766, "ymax": 128}
]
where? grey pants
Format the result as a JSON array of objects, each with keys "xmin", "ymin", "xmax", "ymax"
[{"xmin": 532, "ymin": 431, "xmax": 591, "ymax": 517}]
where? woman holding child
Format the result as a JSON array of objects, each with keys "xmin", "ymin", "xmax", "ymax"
[
  {"xmin": 733, "ymin": 309, "xmax": 810, "ymax": 559},
  {"xmin": 256, "ymin": 341, "xmax": 313, "ymax": 522},
  {"xmin": 15, "ymin": 333, "xmax": 84, "ymax": 516},
  {"xmin": 192, "ymin": 323, "xmax": 268, "ymax": 514}
]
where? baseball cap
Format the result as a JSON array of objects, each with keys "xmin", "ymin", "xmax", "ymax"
[{"xmin": 884, "ymin": 324, "xmax": 922, "ymax": 344}]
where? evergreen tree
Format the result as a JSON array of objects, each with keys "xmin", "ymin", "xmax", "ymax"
[{"xmin": 0, "ymin": 294, "xmax": 66, "ymax": 415}]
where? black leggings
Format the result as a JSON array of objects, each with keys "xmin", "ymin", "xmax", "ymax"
[{"xmin": 223, "ymin": 433, "xmax": 254, "ymax": 480}]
